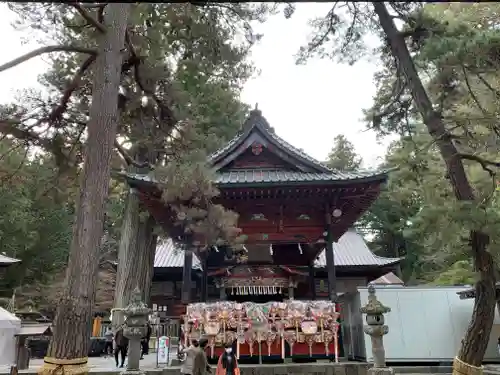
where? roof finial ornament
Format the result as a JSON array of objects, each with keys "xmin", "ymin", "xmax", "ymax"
[{"xmin": 251, "ymin": 102, "xmax": 262, "ymax": 117}]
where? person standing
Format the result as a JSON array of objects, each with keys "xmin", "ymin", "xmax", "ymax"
[
  {"xmin": 192, "ymin": 338, "xmax": 211, "ymax": 375},
  {"xmin": 114, "ymin": 325, "xmax": 129, "ymax": 368},
  {"xmin": 104, "ymin": 327, "xmax": 114, "ymax": 357},
  {"xmin": 179, "ymin": 339, "xmax": 200, "ymax": 375},
  {"xmin": 140, "ymin": 323, "xmax": 152, "ymax": 359},
  {"xmin": 215, "ymin": 343, "xmax": 239, "ymax": 375}
]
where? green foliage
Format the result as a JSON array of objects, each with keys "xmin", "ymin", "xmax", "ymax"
[
  {"xmin": 297, "ymin": 2, "xmax": 500, "ymax": 286},
  {"xmin": 153, "ymin": 144, "xmax": 241, "ymax": 250},
  {"xmin": 0, "ymin": 3, "xmax": 270, "ymax": 305},
  {"xmin": 326, "ymin": 134, "xmax": 362, "ymax": 171},
  {"xmin": 432, "ymin": 260, "xmax": 475, "ymax": 286},
  {"xmin": 2, "ymin": 3, "xmax": 271, "ymax": 170},
  {"xmin": 0, "ymin": 140, "xmax": 72, "ymax": 293}
]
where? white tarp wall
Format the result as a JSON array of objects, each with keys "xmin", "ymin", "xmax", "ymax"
[
  {"xmin": 0, "ymin": 307, "xmax": 21, "ymax": 366},
  {"xmin": 343, "ymin": 286, "xmax": 500, "ymax": 362}
]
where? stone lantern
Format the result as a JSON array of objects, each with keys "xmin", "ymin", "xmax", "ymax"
[
  {"xmin": 122, "ymin": 287, "xmax": 151, "ymax": 375},
  {"xmin": 360, "ymin": 284, "xmax": 393, "ymax": 375}
]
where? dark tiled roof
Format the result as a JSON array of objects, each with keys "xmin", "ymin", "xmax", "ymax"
[
  {"xmin": 457, "ymin": 282, "xmax": 500, "ymax": 299},
  {"xmin": 154, "ymin": 229, "xmax": 400, "ymax": 269},
  {"xmin": 314, "ymin": 229, "xmax": 401, "ymax": 268},
  {"xmin": 121, "ymin": 110, "xmax": 387, "ymax": 187},
  {"xmin": 215, "ymin": 169, "xmax": 387, "ymax": 186}
]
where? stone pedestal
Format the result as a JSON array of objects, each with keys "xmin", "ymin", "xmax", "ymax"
[
  {"xmin": 367, "ymin": 367, "xmax": 394, "ymax": 375},
  {"xmin": 360, "ymin": 285, "xmax": 394, "ymax": 375},
  {"xmin": 121, "ymin": 287, "xmax": 151, "ymax": 375}
]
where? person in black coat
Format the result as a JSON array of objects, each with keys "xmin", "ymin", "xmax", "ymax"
[
  {"xmin": 140, "ymin": 323, "xmax": 152, "ymax": 359},
  {"xmin": 114, "ymin": 326, "xmax": 128, "ymax": 368}
]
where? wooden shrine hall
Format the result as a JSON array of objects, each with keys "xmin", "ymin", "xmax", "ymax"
[
  {"xmin": 124, "ymin": 108, "xmax": 393, "ymax": 312},
  {"xmin": 150, "ymin": 230, "xmax": 401, "ymax": 317}
]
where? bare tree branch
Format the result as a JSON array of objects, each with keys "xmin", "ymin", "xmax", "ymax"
[
  {"xmin": 0, "ymin": 46, "xmax": 97, "ymax": 73},
  {"xmin": 71, "ymin": 3, "xmax": 106, "ymax": 33}
]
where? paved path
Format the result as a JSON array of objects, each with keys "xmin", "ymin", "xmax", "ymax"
[
  {"xmin": 9, "ymin": 347, "xmax": 179, "ymax": 372},
  {"xmin": 29, "ymin": 353, "xmax": 162, "ymax": 370}
]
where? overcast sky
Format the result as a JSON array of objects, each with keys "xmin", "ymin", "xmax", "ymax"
[{"xmin": 0, "ymin": 3, "xmax": 391, "ymax": 168}]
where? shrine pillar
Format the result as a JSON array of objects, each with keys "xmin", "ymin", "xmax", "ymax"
[
  {"xmin": 325, "ymin": 206, "xmax": 337, "ymax": 301},
  {"xmin": 181, "ymin": 248, "xmax": 193, "ymax": 304},
  {"xmin": 218, "ymin": 281, "xmax": 226, "ymax": 300},
  {"xmin": 201, "ymin": 253, "xmax": 208, "ymax": 302},
  {"xmin": 308, "ymin": 262, "xmax": 316, "ymax": 300}
]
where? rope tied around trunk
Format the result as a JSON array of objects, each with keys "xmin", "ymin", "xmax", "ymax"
[
  {"xmin": 453, "ymin": 356, "xmax": 483, "ymax": 375},
  {"xmin": 38, "ymin": 357, "xmax": 89, "ymax": 375}
]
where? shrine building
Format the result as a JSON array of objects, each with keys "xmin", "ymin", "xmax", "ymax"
[
  {"xmin": 123, "ymin": 108, "xmax": 400, "ymax": 318},
  {"xmin": 150, "ymin": 231, "xmax": 401, "ymax": 317}
]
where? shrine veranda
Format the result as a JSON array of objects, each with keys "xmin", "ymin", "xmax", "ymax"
[{"xmin": 122, "ymin": 109, "xmax": 398, "ymax": 362}]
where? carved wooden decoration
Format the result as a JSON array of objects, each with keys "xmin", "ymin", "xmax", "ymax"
[
  {"xmin": 251, "ymin": 213, "xmax": 267, "ymax": 221},
  {"xmin": 251, "ymin": 142, "xmax": 263, "ymax": 155}
]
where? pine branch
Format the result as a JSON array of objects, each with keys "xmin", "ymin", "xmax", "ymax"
[
  {"xmin": 459, "ymin": 153, "xmax": 500, "ymax": 177},
  {"xmin": 50, "ymin": 54, "xmax": 97, "ymax": 126},
  {"xmin": 113, "ymin": 139, "xmax": 153, "ymax": 169},
  {"xmin": 0, "ymin": 45, "xmax": 97, "ymax": 73},
  {"xmin": 0, "ymin": 52, "xmax": 97, "ymax": 162},
  {"xmin": 124, "ymin": 31, "xmax": 178, "ymax": 130},
  {"xmin": 0, "ymin": 120, "xmax": 55, "ymax": 151},
  {"xmin": 71, "ymin": 3, "xmax": 106, "ymax": 33}
]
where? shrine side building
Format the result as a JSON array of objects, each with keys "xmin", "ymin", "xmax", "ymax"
[{"xmin": 124, "ymin": 108, "xmax": 401, "ymax": 319}]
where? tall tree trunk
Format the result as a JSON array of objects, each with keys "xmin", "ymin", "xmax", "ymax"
[
  {"xmin": 373, "ymin": 2, "xmax": 496, "ymax": 367},
  {"xmin": 113, "ymin": 189, "xmax": 157, "ymax": 327},
  {"xmin": 137, "ymin": 215, "xmax": 157, "ymax": 305},
  {"xmin": 39, "ymin": 4, "xmax": 130, "ymax": 375}
]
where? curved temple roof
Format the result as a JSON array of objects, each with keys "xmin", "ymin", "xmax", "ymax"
[
  {"xmin": 154, "ymin": 229, "xmax": 401, "ymax": 270},
  {"xmin": 121, "ymin": 109, "xmax": 388, "ymax": 189},
  {"xmin": 209, "ymin": 108, "xmax": 387, "ymax": 185}
]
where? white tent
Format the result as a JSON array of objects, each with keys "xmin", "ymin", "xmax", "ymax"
[{"xmin": 0, "ymin": 307, "xmax": 21, "ymax": 366}]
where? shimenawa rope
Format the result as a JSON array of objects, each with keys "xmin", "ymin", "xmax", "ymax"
[
  {"xmin": 38, "ymin": 357, "xmax": 89, "ymax": 375},
  {"xmin": 452, "ymin": 356, "xmax": 483, "ymax": 375}
]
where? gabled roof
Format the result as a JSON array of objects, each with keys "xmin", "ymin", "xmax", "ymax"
[
  {"xmin": 154, "ymin": 229, "xmax": 400, "ymax": 269},
  {"xmin": 209, "ymin": 109, "xmax": 332, "ymax": 173},
  {"xmin": 314, "ymin": 229, "xmax": 401, "ymax": 268},
  {"xmin": 371, "ymin": 272, "xmax": 404, "ymax": 285},
  {"xmin": 208, "ymin": 109, "xmax": 387, "ymax": 183},
  {"xmin": 0, "ymin": 253, "xmax": 20, "ymax": 266}
]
